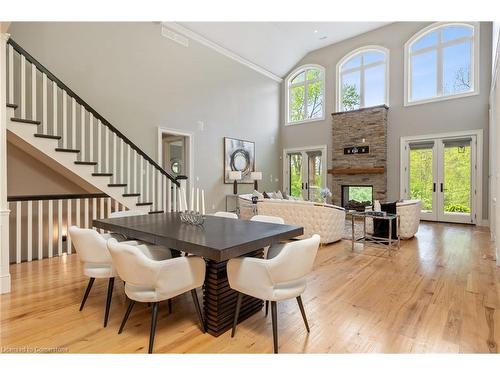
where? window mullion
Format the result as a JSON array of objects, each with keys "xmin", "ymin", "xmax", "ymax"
[
  {"xmin": 304, "ymin": 81, "xmax": 308, "ymax": 120},
  {"xmin": 437, "ymin": 30, "xmax": 443, "ymax": 96},
  {"xmin": 360, "ymin": 65, "xmax": 365, "ymax": 108}
]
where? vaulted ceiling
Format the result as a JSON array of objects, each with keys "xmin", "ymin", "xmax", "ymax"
[{"xmin": 176, "ymin": 22, "xmax": 391, "ymax": 78}]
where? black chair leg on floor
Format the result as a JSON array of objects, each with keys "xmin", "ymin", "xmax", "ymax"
[
  {"xmin": 79, "ymin": 277, "xmax": 95, "ymax": 311},
  {"xmin": 168, "ymin": 299, "xmax": 172, "ymax": 314},
  {"xmin": 231, "ymin": 292, "xmax": 243, "ymax": 338},
  {"xmin": 265, "ymin": 300, "xmax": 269, "ymax": 316},
  {"xmin": 271, "ymin": 301, "xmax": 278, "ymax": 354},
  {"xmin": 148, "ymin": 302, "xmax": 159, "ymax": 354},
  {"xmin": 296, "ymin": 296, "xmax": 310, "ymax": 332},
  {"xmin": 118, "ymin": 300, "xmax": 135, "ymax": 334},
  {"xmin": 103, "ymin": 277, "xmax": 115, "ymax": 327},
  {"xmin": 190, "ymin": 289, "xmax": 205, "ymax": 333}
]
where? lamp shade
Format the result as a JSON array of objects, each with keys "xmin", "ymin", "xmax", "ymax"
[
  {"xmin": 250, "ymin": 171, "xmax": 262, "ymax": 181},
  {"xmin": 228, "ymin": 171, "xmax": 242, "ymax": 181}
]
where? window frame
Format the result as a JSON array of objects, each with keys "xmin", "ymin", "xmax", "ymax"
[
  {"xmin": 335, "ymin": 45, "xmax": 390, "ymax": 112},
  {"xmin": 404, "ymin": 22, "xmax": 480, "ymax": 107},
  {"xmin": 285, "ymin": 64, "xmax": 326, "ymax": 126}
]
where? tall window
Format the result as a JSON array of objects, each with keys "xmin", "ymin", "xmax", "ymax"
[
  {"xmin": 286, "ymin": 65, "xmax": 325, "ymax": 125},
  {"xmin": 337, "ymin": 47, "xmax": 388, "ymax": 111},
  {"xmin": 405, "ymin": 22, "xmax": 479, "ymax": 105}
]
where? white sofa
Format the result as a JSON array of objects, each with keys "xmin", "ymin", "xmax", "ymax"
[
  {"xmin": 238, "ymin": 194, "xmax": 345, "ymax": 244},
  {"xmin": 365, "ymin": 200, "xmax": 421, "ymax": 239}
]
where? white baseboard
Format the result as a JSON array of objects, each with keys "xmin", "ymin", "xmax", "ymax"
[
  {"xmin": 0, "ymin": 273, "xmax": 11, "ymax": 294},
  {"xmin": 479, "ymin": 219, "xmax": 489, "ymax": 227}
]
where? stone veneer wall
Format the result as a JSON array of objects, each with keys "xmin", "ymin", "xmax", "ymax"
[{"xmin": 330, "ymin": 105, "xmax": 388, "ymax": 206}]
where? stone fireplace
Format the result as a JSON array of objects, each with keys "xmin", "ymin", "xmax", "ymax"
[{"xmin": 329, "ymin": 105, "xmax": 388, "ymax": 208}]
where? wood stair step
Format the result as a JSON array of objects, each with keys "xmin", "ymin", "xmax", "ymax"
[
  {"xmin": 92, "ymin": 173, "xmax": 113, "ymax": 177},
  {"xmin": 55, "ymin": 148, "xmax": 80, "ymax": 153},
  {"xmin": 123, "ymin": 193, "xmax": 140, "ymax": 197},
  {"xmin": 34, "ymin": 133, "xmax": 61, "ymax": 140},
  {"xmin": 11, "ymin": 117, "xmax": 41, "ymax": 125},
  {"xmin": 136, "ymin": 202, "xmax": 153, "ymax": 206},
  {"xmin": 7, "ymin": 103, "xmax": 18, "ymax": 109},
  {"xmin": 75, "ymin": 161, "xmax": 98, "ymax": 166},
  {"xmin": 108, "ymin": 183, "xmax": 127, "ymax": 187},
  {"xmin": 149, "ymin": 210, "xmax": 164, "ymax": 214}
]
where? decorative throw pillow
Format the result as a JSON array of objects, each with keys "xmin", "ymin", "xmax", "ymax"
[
  {"xmin": 282, "ymin": 191, "xmax": 289, "ymax": 200},
  {"xmin": 275, "ymin": 191, "xmax": 284, "ymax": 199},
  {"xmin": 252, "ymin": 190, "xmax": 264, "ymax": 200},
  {"xmin": 263, "ymin": 191, "xmax": 271, "ymax": 199}
]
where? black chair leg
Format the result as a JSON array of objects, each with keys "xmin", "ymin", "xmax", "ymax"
[
  {"xmin": 168, "ymin": 299, "xmax": 172, "ymax": 314},
  {"xmin": 79, "ymin": 277, "xmax": 95, "ymax": 311},
  {"xmin": 118, "ymin": 300, "xmax": 135, "ymax": 334},
  {"xmin": 265, "ymin": 300, "xmax": 269, "ymax": 316},
  {"xmin": 296, "ymin": 296, "xmax": 310, "ymax": 332},
  {"xmin": 103, "ymin": 277, "xmax": 115, "ymax": 327},
  {"xmin": 190, "ymin": 289, "xmax": 205, "ymax": 333},
  {"xmin": 231, "ymin": 292, "xmax": 243, "ymax": 338},
  {"xmin": 148, "ymin": 302, "xmax": 159, "ymax": 354},
  {"xmin": 271, "ymin": 301, "xmax": 278, "ymax": 354}
]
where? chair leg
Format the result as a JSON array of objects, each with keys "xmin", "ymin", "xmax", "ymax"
[
  {"xmin": 118, "ymin": 300, "xmax": 135, "ymax": 334},
  {"xmin": 296, "ymin": 296, "xmax": 310, "ymax": 332},
  {"xmin": 271, "ymin": 301, "xmax": 278, "ymax": 354},
  {"xmin": 103, "ymin": 277, "xmax": 115, "ymax": 327},
  {"xmin": 148, "ymin": 302, "xmax": 159, "ymax": 354},
  {"xmin": 190, "ymin": 289, "xmax": 205, "ymax": 333},
  {"xmin": 168, "ymin": 299, "xmax": 172, "ymax": 314},
  {"xmin": 265, "ymin": 300, "xmax": 269, "ymax": 316},
  {"xmin": 231, "ymin": 292, "xmax": 243, "ymax": 338},
  {"xmin": 79, "ymin": 277, "xmax": 95, "ymax": 311}
]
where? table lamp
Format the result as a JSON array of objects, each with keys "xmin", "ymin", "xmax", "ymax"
[
  {"xmin": 229, "ymin": 171, "xmax": 242, "ymax": 195},
  {"xmin": 250, "ymin": 171, "xmax": 262, "ymax": 190}
]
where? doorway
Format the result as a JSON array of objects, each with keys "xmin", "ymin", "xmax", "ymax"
[
  {"xmin": 401, "ymin": 131, "xmax": 482, "ymax": 224},
  {"xmin": 283, "ymin": 145, "xmax": 327, "ymax": 201},
  {"xmin": 157, "ymin": 128, "xmax": 193, "ymax": 181}
]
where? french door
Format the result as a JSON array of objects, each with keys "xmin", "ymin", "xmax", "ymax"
[
  {"xmin": 403, "ymin": 135, "xmax": 477, "ymax": 224},
  {"xmin": 283, "ymin": 146, "xmax": 327, "ymax": 201}
]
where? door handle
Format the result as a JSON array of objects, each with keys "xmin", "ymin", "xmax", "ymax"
[
  {"xmin": 440, "ymin": 183, "xmax": 443, "ymax": 193},
  {"xmin": 433, "ymin": 183, "xmax": 436, "ymax": 192},
  {"xmin": 301, "ymin": 182, "xmax": 304, "ymax": 190},
  {"xmin": 305, "ymin": 182, "xmax": 308, "ymax": 190}
]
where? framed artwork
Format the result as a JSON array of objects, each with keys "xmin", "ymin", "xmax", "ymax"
[{"xmin": 224, "ymin": 137, "xmax": 255, "ymax": 184}]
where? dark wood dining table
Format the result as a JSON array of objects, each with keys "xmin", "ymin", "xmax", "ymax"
[{"xmin": 93, "ymin": 212, "xmax": 303, "ymax": 337}]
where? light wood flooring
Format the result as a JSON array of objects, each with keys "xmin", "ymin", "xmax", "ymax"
[{"xmin": 1, "ymin": 222, "xmax": 499, "ymax": 353}]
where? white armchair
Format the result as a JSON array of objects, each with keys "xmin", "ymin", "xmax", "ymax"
[
  {"xmin": 227, "ymin": 234, "xmax": 320, "ymax": 353},
  {"xmin": 365, "ymin": 200, "xmax": 421, "ymax": 239},
  {"xmin": 213, "ymin": 211, "xmax": 238, "ymax": 219},
  {"xmin": 106, "ymin": 238, "xmax": 206, "ymax": 353}
]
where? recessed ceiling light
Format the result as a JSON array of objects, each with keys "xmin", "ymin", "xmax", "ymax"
[{"xmin": 314, "ymin": 30, "xmax": 318, "ymax": 33}]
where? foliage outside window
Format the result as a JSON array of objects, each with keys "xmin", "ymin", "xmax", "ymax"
[
  {"xmin": 287, "ymin": 66, "xmax": 324, "ymax": 124},
  {"xmin": 338, "ymin": 48, "xmax": 388, "ymax": 111},
  {"xmin": 407, "ymin": 23, "xmax": 477, "ymax": 104}
]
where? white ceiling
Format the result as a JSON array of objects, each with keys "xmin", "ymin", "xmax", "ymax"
[{"xmin": 177, "ymin": 22, "xmax": 391, "ymax": 78}]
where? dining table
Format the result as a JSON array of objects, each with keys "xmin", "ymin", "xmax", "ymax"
[{"xmin": 93, "ymin": 212, "xmax": 304, "ymax": 337}]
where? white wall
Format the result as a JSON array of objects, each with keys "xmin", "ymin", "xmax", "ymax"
[
  {"xmin": 8, "ymin": 22, "xmax": 282, "ymax": 211},
  {"xmin": 281, "ymin": 22, "xmax": 492, "ymax": 221}
]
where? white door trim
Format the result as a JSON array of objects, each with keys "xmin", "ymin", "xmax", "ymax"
[
  {"xmin": 400, "ymin": 129, "xmax": 483, "ymax": 225},
  {"xmin": 282, "ymin": 145, "xmax": 327, "ymax": 197},
  {"xmin": 157, "ymin": 126, "xmax": 194, "ymax": 184}
]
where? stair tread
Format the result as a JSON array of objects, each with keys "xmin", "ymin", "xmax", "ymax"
[
  {"xmin": 75, "ymin": 161, "xmax": 98, "ymax": 165},
  {"xmin": 136, "ymin": 202, "xmax": 153, "ymax": 206},
  {"xmin": 108, "ymin": 183, "xmax": 127, "ymax": 187},
  {"xmin": 34, "ymin": 133, "xmax": 61, "ymax": 140},
  {"xmin": 92, "ymin": 173, "xmax": 113, "ymax": 177},
  {"xmin": 55, "ymin": 148, "xmax": 80, "ymax": 153},
  {"xmin": 7, "ymin": 103, "xmax": 18, "ymax": 109},
  {"xmin": 11, "ymin": 117, "xmax": 41, "ymax": 125},
  {"xmin": 123, "ymin": 193, "xmax": 140, "ymax": 197},
  {"xmin": 149, "ymin": 210, "xmax": 164, "ymax": 214}
]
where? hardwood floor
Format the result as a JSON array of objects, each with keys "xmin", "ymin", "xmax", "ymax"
[{"xmin": 1, "ymin": 222, "xmax": 499, "ymax": 353}]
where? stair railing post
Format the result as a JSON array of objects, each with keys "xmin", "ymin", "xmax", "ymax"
[{"xmin": 0, "ymin": 32, "xmax": 11, "ymax": 294}]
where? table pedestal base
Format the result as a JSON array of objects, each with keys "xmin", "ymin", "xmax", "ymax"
[{"xmin": 203, "ymin": 249, "xmax": 264, "ymax": 337}]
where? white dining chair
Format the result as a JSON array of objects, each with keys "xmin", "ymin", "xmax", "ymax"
[
  {"xmin": 227, "ymin": 234, "xmax": 320, "ymax": 353},
  {"xmin": 213, "ymin": 211, "xmax": 238, "ymax": 219},
  {"xmin": 69, "ymin": 226, "xmax": 172, "ymax": 327},
  {"xmin": 250, "ymin": 214, "xmax": 286, "ymax": 316},
  {"xmin": 106, "ymin": 238, "xmax": 206, "ymax": 353}
]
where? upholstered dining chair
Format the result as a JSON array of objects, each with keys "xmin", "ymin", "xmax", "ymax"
[
  {"xmin": 69, "ymin": 226, "xmax": 171, "ymax": 328},
  {"xmin": 227, "ymin": 234, "xmax": 320, "ymax": 353},
  {"xmin": 250, "ymin": 214, "xmax": 286, "ymax": 316},
  {"xmin": 106, "ymin": 238, "xmax": 206, "ymax": 353},
  {"xmin": 213, "ymin": 211, "xmax": 238, "ymax": 219}
]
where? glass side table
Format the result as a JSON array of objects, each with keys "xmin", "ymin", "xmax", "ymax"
[{"xmin": 350, "ymin": 211, "xmax": 400, "ymax": 255}]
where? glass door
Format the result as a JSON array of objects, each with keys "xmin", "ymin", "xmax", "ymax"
[{"xmin": 285, "ymin": 147, "xmax": 326, "ymax": 201}]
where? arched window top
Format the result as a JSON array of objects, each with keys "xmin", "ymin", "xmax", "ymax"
[
  {"xmin": 336, "ymin": 46, "xmax": 389, "ymax": 111},
  {"xmin": 286, "ymin": 64, "xmax": 325, "ymax": 125},
  {"xmin": 405, "ymin": 22, "xmax": 479, "ymax": 105}
]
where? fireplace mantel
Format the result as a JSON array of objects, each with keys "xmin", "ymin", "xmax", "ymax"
[{"xmin": 328, "ymin": 167, "xmax": 385, "ymax": 175}]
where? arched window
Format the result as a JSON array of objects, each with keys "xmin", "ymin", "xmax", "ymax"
[
  {"xmin": 336, "ymin": 46, "xmax": 389, "ymax": 112},
  {"xmin": 286, "ymin": 65, "xmax": 325, "ymax": 125},
  {"xmin": 405, "ymin": 22, "xmax": 479, "ymax": 105}
]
